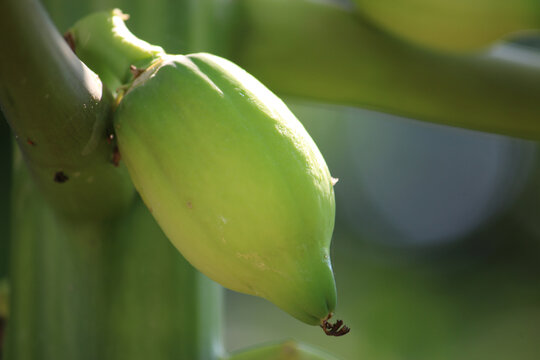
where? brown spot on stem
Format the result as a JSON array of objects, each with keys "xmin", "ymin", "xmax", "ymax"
[
  {"xmin": 129, "ymin": 65, "xmax": 145, "ymax": 79},
  {"xmin": 187, "ymin": 201, "xmax": 193, "ymax": 209},
  {"xmin": 320, "ymin": 313, "xmax": 350, "ymax": 337},
  {"xmin": 63, "ymin": 32, "xmax": 76, "ymax": 53},
  {"xmin": 112, "ymin": 146, "xmax": 121, "ymax": 167},
  {"xmin": 54, "ymin": 171, "xmax": 68, "ymax": 183}
]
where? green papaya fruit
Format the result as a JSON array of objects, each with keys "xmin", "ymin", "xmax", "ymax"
[
  {"xmin": 68, "ymin": 9, "xmax": 347, "ymax": 330},
  {"xmin": 114, "ymin": 53, "xmax": 337, "ymax": 326}
]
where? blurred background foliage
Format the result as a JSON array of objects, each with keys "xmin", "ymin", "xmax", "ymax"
[{"xmin": 2, "ymin": 0, "xmax": 540, "ymax": 359}]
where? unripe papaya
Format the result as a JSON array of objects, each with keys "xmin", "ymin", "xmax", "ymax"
[
  {"xmin": 68, "ymin": 9, "xmax": 348, "ymax": 331},
  {"xmin": 115, "ymin": 54, "xmax": 337, "ymax": 325}
]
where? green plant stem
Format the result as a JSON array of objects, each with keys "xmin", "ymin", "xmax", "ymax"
[
  {"xmin": 0, "ymin": 0, "xmax": 133, "ymax": 221},
  {"xmin": 235, "ymin": 0, "xmax": 540, "ymax": 140},
  {"xmin": 6, "ymin": 150, "xmax": 223, "ymax": 360}
]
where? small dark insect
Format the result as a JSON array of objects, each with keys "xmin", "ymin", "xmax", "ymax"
[
  {"xmin": 129, "ymin": 65, "xmax": 145, "ymax": 79},
  {"xmin": 27, "ymin": 138, "xmax": 35, "ymax": 146},
  {"xmin": 106, "ymin": 133, "xmax": 115, "ymax": 144},
  {"xmin": 320, "ymin": 313, "xmax": 350, "ymax": 337},
  {"xmin": 54, "ymin": 171, "xmax": 69, "ymax": 183},
  {"xmin": 63, "ymin": 32, "xmax": 76, "ymax": 52},
  {"xmin": 112, "ymin": 146, "xmax": 121, "ymax": 167}
]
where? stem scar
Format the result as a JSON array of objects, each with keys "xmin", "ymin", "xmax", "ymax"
[
  {"xmin": 63, "ymin": 32, "xmax": 76, "ymax": 53},
  {"xmin": 112, "ymin": 146, "xmax": 121, "ymax": 167},
  {"xmin": 129, "ymin": 65, "xmax": 145, "ymax": 79},
  {"xmin": 54, "ymin": 171, "xmax": 69, "ymax": 183}
]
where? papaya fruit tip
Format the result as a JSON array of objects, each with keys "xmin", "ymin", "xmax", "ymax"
[{"xmin": 320, "ymin": 313, "xmax": 350, "ymax": 337}]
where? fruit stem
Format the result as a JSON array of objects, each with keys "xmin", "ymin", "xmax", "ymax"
[{"xmin": 66, "ymin": 9, "xmax": 165, "ymax": 93}]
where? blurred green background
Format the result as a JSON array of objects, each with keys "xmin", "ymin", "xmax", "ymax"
[{"xmin": 3, "ymin": 1, "xmax": 540, "ymax": 359}]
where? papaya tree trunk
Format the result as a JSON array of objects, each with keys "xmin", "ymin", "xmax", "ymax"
[{"xmin": 7, "ymin": 152, "xmax": 223, "ymax": 360}]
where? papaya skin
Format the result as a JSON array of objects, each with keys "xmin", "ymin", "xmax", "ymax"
[
  {"xmin": 67, "ymin": 10, "xmax": 345, "ymax": 329},
  {"xmin": 114, "ymin": 54, "xmax": 337, "ymax": 325}
]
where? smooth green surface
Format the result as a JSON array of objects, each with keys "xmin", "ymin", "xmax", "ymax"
[
  {"xmin": 115, "ymin": 53, "xmax": 337, "ymax": 325},
  {"xmin": 68, "ymin": 9, "xmax": 165, "ymax": 93},
  {"xmin": 351, "ymin": 0, "xmax": 540, "ymax": 51},
  {"xmin": 235, "ymin": 0, "xmax": 540, "ymax": 140},
  {"xmin": 226, "ymin": 340, "xmax": 339, "ymax": 360}
]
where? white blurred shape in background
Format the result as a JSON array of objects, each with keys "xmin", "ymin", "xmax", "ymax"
[{"xmin": 344, "ymin": 110, "xmax": 537, "ymax": 246}]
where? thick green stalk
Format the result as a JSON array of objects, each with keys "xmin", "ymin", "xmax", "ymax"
[
  {"xmin": 234, "ymin": 0, "xmax": 540, "ymax": 140},
  {"xmin": 6, "ymin": 150, "xmax": 223, "ymax": 360},
  {"xmin": 0, "ymin": 0, "xmax": 134, "ymax": 221}
]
